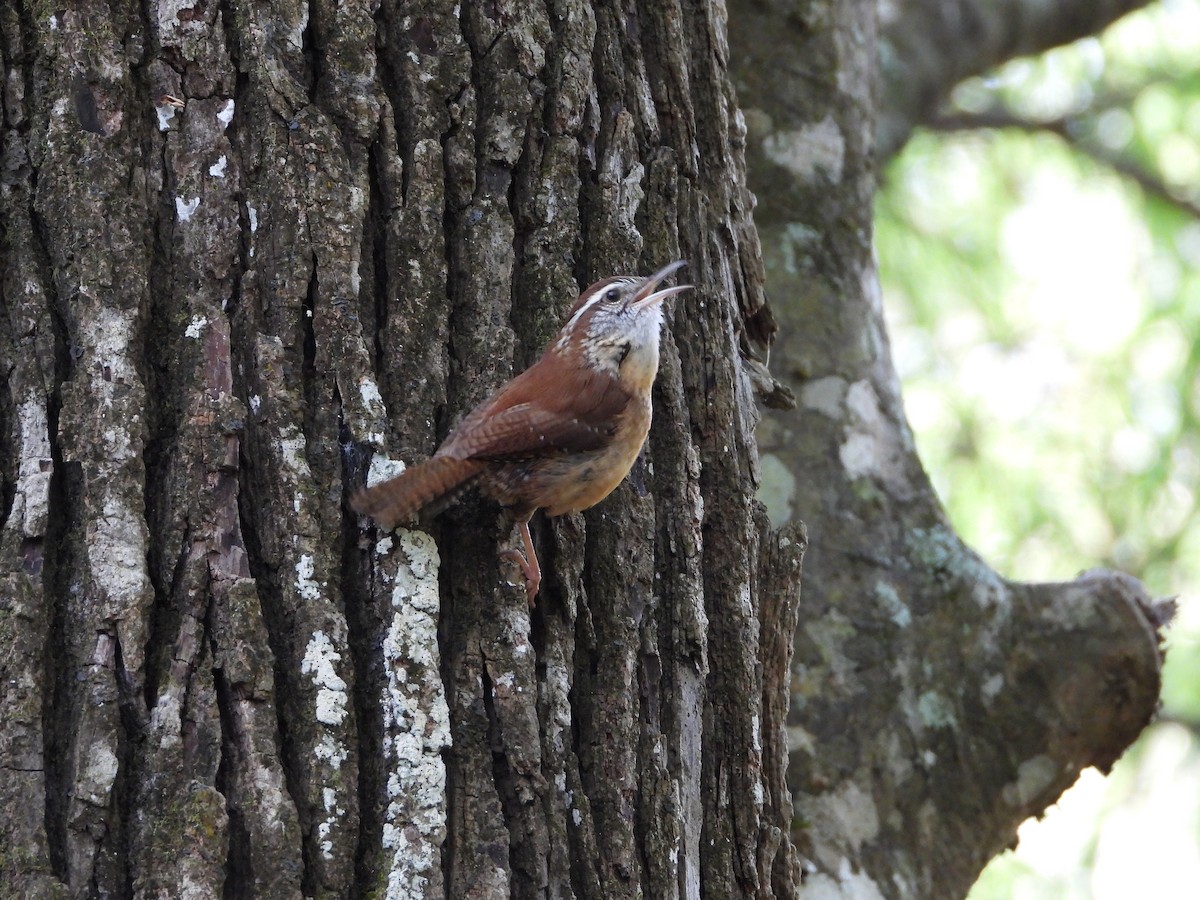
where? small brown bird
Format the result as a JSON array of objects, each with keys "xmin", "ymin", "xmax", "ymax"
[{"xmin": 352, "ymin": 260, "xmax": 690, "ymax": 600}]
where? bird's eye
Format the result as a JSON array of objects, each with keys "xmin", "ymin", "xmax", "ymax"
[{"xmin": 604, "ymin": 288, "xmax": 620, "ymax": 302}]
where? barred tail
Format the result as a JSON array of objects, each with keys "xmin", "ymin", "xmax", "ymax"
[{"xmin": 350, "ymin": 456, "xmax": 484, "ymax": 529}]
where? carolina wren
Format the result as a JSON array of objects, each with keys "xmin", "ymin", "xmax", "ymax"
[{"xmin": 352, "ymin": 260, "xmax": 690, "ymax": 600}]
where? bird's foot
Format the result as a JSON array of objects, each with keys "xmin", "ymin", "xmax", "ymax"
[{"xmin": 499, "ymin": 548, "xmax": 540, "ymax": 605}]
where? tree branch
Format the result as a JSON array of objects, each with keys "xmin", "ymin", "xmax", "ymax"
[
  {"xmin": 878, "ymin": 0, "xmax": 1155, "ymax": 161},
  {"xmin": 928, "ymin": 109, "xmax": 1200, "ymax": 221}
]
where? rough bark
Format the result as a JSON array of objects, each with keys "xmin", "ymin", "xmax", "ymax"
[
  {"xmin": 727, "ymin": 1, "xmax": 1170, "ymax": 897},
  {"xmin": 0, "ymin": 1, "xmax": 800, "ymax": 898}
]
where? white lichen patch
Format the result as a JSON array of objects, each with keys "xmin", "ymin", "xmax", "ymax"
[
  {"xmin": 208, "ymin": 155, "xmax": 228, "ymax": 178},
  {"xmin": 278, "ymin": 431, "xmax": 311, "ymax": 477},
  {"xmin": 295, "ymin": 554, "xmax": 322, "ymax": 602},
  {"xmin": 355, "ymin": 375, "xmax": 388, "ymax": 445},
  {"xmin": 981, "ymin": 673, "xmax": 1004, "ymax": 704},
  {"xmin": 787, "ymin": 724, "xmax": 815, "ymax": 755},
  {"xmin": 359, "ymin": 376, "xmax": 386, "ymax": 415},
  {"xmin": 149, "ymin": 693, "xmax": 183, "ymax": 749},
  {"xmin": 862, "ymin": 264, "xmax": 885, "ymax": 318},
  {"xmin": 175, "ymin": 196, "xmax": 201, "ymax": 222},
  {"xmin": 804, "ymin": 613, "xmax": 857, "ymax": 689},
  {"xmin": 916, "ymin": 691, "xmax": 956, "ymax": 730},
  {"xmin": 1043, "ymin": 580, "xmax": 1107, "ymax": 629},
  {"xmin": 69, "ymin": 306, "xmax": 152, "ymax": 664},
  {"xmin": 761, "ymin": 115, "xmax": 845, "ymax": 183},
  {"xmin": 82, "ymin": 743, "xmax": 120, "ymax": 806},
  {"xmin": 368, "ymin": 454, "xmax": 408, "ymax": 489},
  {"xmin": 314, "ymin": 734, "xmax": 349, "ymax": 770},
  {"xmin": 318, "ymin": 787, "xmax": 346, "ymax": 862},
  {"xmin": 156, "ymin": 103, "xmax": 176, "ymax": 131},
  {"xmin": 217, "ymin": 98, "xmax": 235, "ymax": 129},
  {"xmin": 1002, "ymin": 755, "xmax": 1059, "ymax": 808},
  {"xmin": 184, "ymin": 315, "xmax": 208, "ymax": 339},
  {"xmin": 247, "ymin": 204, "xmax": 259, "ymax": 233},
  {"xmin": 379, "ymin": 530, "xmax": 451, "ymax": 900},
  {"xmin": 839, "ymin": 380, "xmax": 906, "ymax": 491},
  {"xmin": 822, "ymin": 781, "xmax": 880, "ymax": 856},
  {"xmin": 389, "ymin": 531, "xmax": 441, "ymax": 616},
  {"xmin": 87, "ymin": 495, "xmax": 151, "ymax": 618},
  {"xmin": 16, "ymin": 397, "xmax": 52, "ymax": 536},
  {"xmin": 873, "ymin": 580, "xmax": 910, "ymax": 628},
  {"xmin": 490, "ymin": 671, "xmax": 516, "ymax": 697},
  {"xmin": 801, "ymin": 859, "xmax": 888, "ymax": 900},
  {"xmin": 83, "ymin": 305, "xmax": 139, "ymax": 410},
  {"xmin": 157, "ymin": 0, "xmax": 200, "ymax": 39},
  {"xmin": 101, "ymin": 425, "xmax": 134, "ymax": 462},
  {"xmin": 755, "ymin": 453, "xmax": 795, "ymax": 528},
  {"xmin": 249, "ymin": 758, "xmax": 292, "ymax": 831},
  {"xmin": 248, "ymin": 394, "xmax": 262, "ymax": 415},
  {"xmin": 347, "ymin": 184, "xmax": 366, "ymax": 220},
  {"xmin": 801, "ymin": 375, "xmax": 848, "ymax": 419},
  {"xmin": 302, "ymin": 630, "xmax": 348, "ymax": 726},
  {"xmin": 285, "ymin": 4, "xmax": 308, "ymax": 50}
]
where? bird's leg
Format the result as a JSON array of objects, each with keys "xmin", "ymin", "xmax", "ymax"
[{"xmin": 499, "ymin": 511, "xmax": 541, "ymax": 604}]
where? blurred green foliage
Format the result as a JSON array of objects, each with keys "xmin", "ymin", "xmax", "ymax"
[{"xmin": 874, "ymin": 0, "xmax": 1200, "ymax": 894}]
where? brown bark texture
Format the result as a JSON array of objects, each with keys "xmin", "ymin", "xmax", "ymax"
[
  {"xmin": 0, "ymin": 1, "xmax": 802, "ymax": 898},
  {"xmin": 727, "ymin": 0, "xmax": 1171, "ymax": 898}
]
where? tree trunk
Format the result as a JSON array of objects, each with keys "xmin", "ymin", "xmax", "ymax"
[
  {"xmin": 728, "ymin": 1, "xmax": 1170, "ymax": 897},
  {"xmin": 0, "ymin": 1, "xmax": 801, "ymax": 898}
]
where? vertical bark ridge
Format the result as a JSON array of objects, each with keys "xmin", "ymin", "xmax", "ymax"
[
  {"xmin": 21, "ymin": 6, "xmax": 156, "ymax": 895},
  {"xmin": 0, "ymin": 2, "xmax": 798, "ymax": 897},
  {"xmin": 0, "ymin": 4, "xmax": 66, "ymax": 894}
]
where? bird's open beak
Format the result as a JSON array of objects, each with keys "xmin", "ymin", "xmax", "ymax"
[{"xmin": 632, "ymin": 260, "xmax": 691, "ymax": 310}]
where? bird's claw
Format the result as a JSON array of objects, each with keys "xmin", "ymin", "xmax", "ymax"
[{"xmin": 499, "ymin": 548, "xmax": 540, "ymax": 605}]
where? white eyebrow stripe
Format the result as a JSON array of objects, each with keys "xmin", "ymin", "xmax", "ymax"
[
  {"xmin": 557, "ymin": 278, "xmax": 639, "ymax": 346},
  {"xmin": 562, "ymin": 292, "xmax": 604, "ymax": 334}
]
